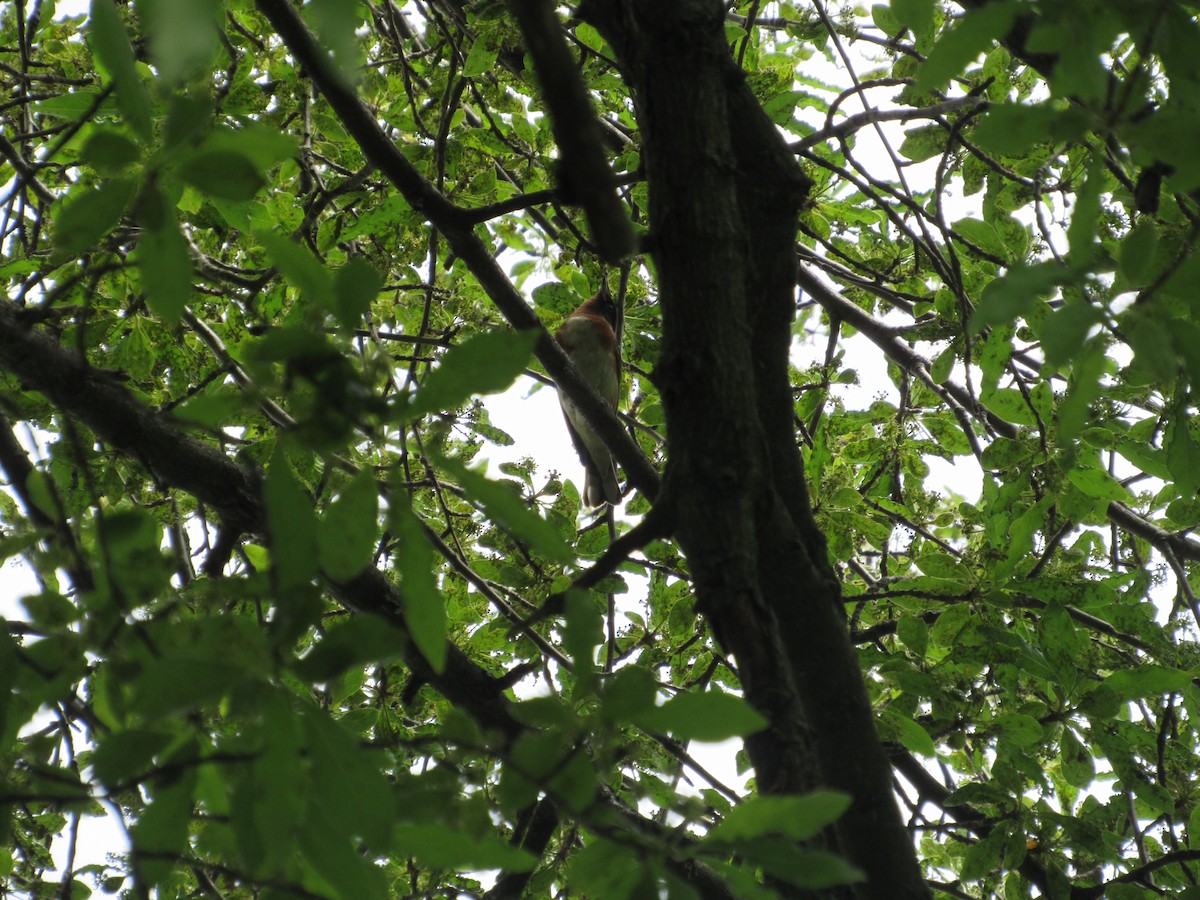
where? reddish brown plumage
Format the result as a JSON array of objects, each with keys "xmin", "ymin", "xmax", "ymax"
[{"xmin": 555, "ymin": 291, "xmax": 622, "ymax": 507}]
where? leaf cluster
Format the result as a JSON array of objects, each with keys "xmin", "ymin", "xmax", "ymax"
[{"xmin": 4, "ymin": 0, "xmax": 1200, "ymax": 897}]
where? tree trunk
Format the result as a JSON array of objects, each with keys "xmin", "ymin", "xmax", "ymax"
[{"xmin": 582, "ymin": 1, "xmax": 931, "ymax": 896}]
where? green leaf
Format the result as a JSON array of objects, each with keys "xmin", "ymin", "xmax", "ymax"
[
  {"xmin": 891, "ymin": 0, "xmax": 934, "ymax": 36},
  {"xmin": 1167, "ymin": 411, "xmax": 1200, "ymax": 496},
  {"xmin": 708, "ymin": 791, "xmax": 851, "ymax": 843},
  {"xmin": 258, "ymin": 232, "xmax": 336, "ymax": 314},
  {"xmin": 960, "ymin": 827, "xmax": 1004, "ymax": 882},
  {"xmin": 129, "ymin": 658, "xmax": 246, "ymax": 718},
  {"xmin": 1107, "ymin": 883, "xmax": 1160, "ymax": 900},
  {"xmin": 735, "ymin": 841, "xmax": 865, "ymax": 890},
  {"xmin": 531, "ymin": 281, "xmax": 577, "ymax": 311},
  {"xmin": 306, "ymin": 0, "xmax": 364, "ymax": 79},
  {"xmin": 53, "ymin": 178, "xmax": 137, "ymax": 257},
  {"xmin": 1060, "ymin": 727, "xmax": 1094, "ymax": 788},
  {"xmin": 980, "ymin": 390, "xmax": 1039, "ymax": 427},
  {"xmin": 88, "ymin": 0, "xmax": 153, "ymax": 141},
  {"xmin": 205, "ymin": 124, "xmax": 299, "ymax": 172},
  {"xmin": 332, "ymin": 258, "xmax": 382, "ymax": 329},
  {"xmin": 32, "ymin": 88, "xmax": 119, "ymax": 121},
  {"xmin": 1057, "ymin": 339, "xmax": 1107, "ymax": 441},
  {"xmin": 1035, "ymin": 601, "xmax": 1085, "ymax": 697},
  {"xmin": 131, "ymin": 761, "xmax": 197, "ymax": 886},
  {"xmin": 405, "ymin": 330, "xmax": 539, "ymax": 419},
  {"xmin": 1170, "ymin": 319, "xmax": 1200, "ymax": 389},
  {"xmin": 1167, "ymin": 497, "xmax": 1200, "ymax": 527},
  {"xmin": 897, "ymin": 615, "xmax": 929, "ymax": 658},
  {"xmin": 882, "ymin": 708, "xmax": 936, "ymax": 757},
  {"xmin": 246, "ymin": 324, "xmax": 336, "ymax": 366},
  {"xmin": 547, "ymin": 747, "xmax": 600, "ymax": 813},
  {"xmin": 136, "ymin": 0, "xmax": 220, "ymax": 83},
  {"xmin": 763, "ymin": 90, "xmax": 805, "ymax": 125},
  {"xmin": 318, "ymin": 470, "xmax": 379, "ymax": 582},
  {"xmin": 109, "ymin": 317, "xmax": 152, "ymax": 383},
  {"xmin": 498, "ymin": 732, "xmax": 557, "ymax": 814},
  {"xmin": 575, "ymin": 23, "xmax": 607, "ymax": 53},
  {"xmin": 1039, "ymin": 298, "xmax": 1102, "ymax": 368},
  {"xmin": 463, "ymin": 41, "xmax": 497, "ymax": 78},
  {"xmin": 953, "ymin": 217, "xmax": 1007, "ymax": 260},
  {"xmin": 80, "ymin": 127, "xmax": 142, "ymax": 174},
  {"xmin": 1066, "ymin": 162, "xmax": 1103, "ymax": 266},
  {"xmin": 1005, "ymin": 499, "xmax": 1047, "ymax": 568},
  {"xmin": 138, "ymin": 197, "xmax": 193, "ymax": 326},
  {"xmin": 0, "ymin": 628, "xmax": 17, "ymax": 743},
  {"xmin": 229, "ymin": 686, "xmax": 304, "ymax": 872},
  {"xmin": 916, "ymin": 1, "xmax": 1017, "ymax": 92},
  {"xmin": 339, "ymin": 195, "xmax": 420, "ymax": 242},
  {"xmin": 176, "ymin": 150, "xmax": 266, "ymax": 201},
  {"xmin": 1132, "ymin": 778, "xmax": 1176, "ymax": 817},
  {"xmin": 1125, "ymin": 312, "xmax": 1178, "ymax": 385},
  {"xmin": 294, "ymin": 615, "xmax": 406, "ymax": 682},
  {"xmin": 972, "ymin": 103, "xmax": 1087, "ymax": 157},
  {"xmin": 23, "ymin": 469, "xmax": 59, "ymax": 521},
  {"xmin": 92, "ymin": 730, "xmax": 172, "ymax": 786},
  {"xmin": 992, "ymin": 713, "xmax": 1042, "ymax": 747},
  {"xmin": 1119, "ymin": 220, "xmax": 1159, "ymax": 286},
  {"xmin": 634, "ymin": 690, "xmax": 767, "ymax": 743},
  {"xmin": 980, "ymin": 436, "xmax": 1033, "ymax": 470},
  {"xmin": 265, "ymin": 449, "xmax": 320, "ymax": 590},
  {"xmin": 899, "ymin": 124, "xmax": 947, "ymax": 163},
  {"xmin": 871, "ymin": 3, "xmax": 902, "ymax": 38},
  {"xmin": 566, "ymin": 838, "xmax": 648, "ymax": 899},
  {"xmin": 298, "ymin": 820, "xmax": 387, "ymax": 900},
  {"xmin": 388, "ymin": 499, "xmax": 446, "ymax": 674},
  {"xmin": 1102, "ymin": 665, "xmax": 1193, "ymax": 699},
  {"xmin": 301, "ymin": 705, "xmax": 394, "ymax": 849},
  {"xmin": 976, "ymin": 323, "xmax": 1014, "ymax": 394},
  {"xmin": 392, "ymin": 824, "xmax": 536, "ymax": 872},
  {"xmin": 434, "ymin": 453, "xmax": 572, "ymax": 563},
  {"xmin": 1065, "ymin": 466, "xmax": 1133, "ymax": 504},
  {"xmin": 971, "ymin": 262, "xmax": 1061, "ymax": 332},
  {"xmin": 21, "ymin": 591, "xmax": 79, "ymax": 629},
  {"xmin": 915, "ymin": 551, "xmax": 970, "ymax": 580},
  {"xmin": 1130, "ymin": 108, "xmax": 1200, "ymax": 193},
  {"xmin": 600, "ymin": 666, "xmax": 658, "ymax": 721},
  {"xmin": 930, "ymin": 603, "xmax": 971, "ymax": 648}
]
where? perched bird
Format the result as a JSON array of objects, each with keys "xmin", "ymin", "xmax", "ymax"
[{"xmin": 555, "ymin": 288, "xmax": 623, "ymax": 507}]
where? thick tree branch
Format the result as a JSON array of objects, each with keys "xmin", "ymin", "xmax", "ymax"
[
  {"xmin": 506, "ymin": 0, "xmax": 635, "ymax": 262},
  {"xmin": 0, "ymin": 411, "xmax": 93, "ymax": 592},
  {"xmin": 793, "ymin": 95, "xmax": 985, "ymax": 152},
  {"xmin": 523, "ymin": 501, "xmax": 674, "ymax": 628},
  {"xmin": 0, "ymin": 299, "xmax": 518, "ymax": 725},
  {"xmin": 0, "ymin": 299, "xmax": 737, "ymax": 899},
  {"xmin": 0, "ymin": 305, "xmax": 263, "ymax": 535},
  {"xmin": 1107, "ymin": 501, "xmax": 1200, "ymax": 564},
  {"xmin": 798, "ymin": 262, "xmax": 999, "ymax": 456},
  {"xmin": 579, "ymin": 0, "xmax": 926, "ymax": 896},
  {"xmin": 799, "ymin": 265, "xmax": 1200, "ymax": 568},
  {"xmin": 483, "ymin": 798, "xmax": 559, "ymax": 899},
  {"xmin": 464, "ymin": 170, "xmax": 643, "ymax": 225}
]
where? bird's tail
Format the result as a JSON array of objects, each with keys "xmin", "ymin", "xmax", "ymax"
[{"xmin": 585, "ymin": 460, "xmax": 622, "ymax": 507}]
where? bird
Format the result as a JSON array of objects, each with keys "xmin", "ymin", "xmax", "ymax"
[{"xmin": 555, "ymin": 288, "xmax": 623, "ymax": 507}]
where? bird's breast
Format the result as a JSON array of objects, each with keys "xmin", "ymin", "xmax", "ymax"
[{"xmin": 557, "ymin": 318, "xmax": 619, "ymax": 405}]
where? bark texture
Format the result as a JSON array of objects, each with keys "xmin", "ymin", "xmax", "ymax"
[{"xmin": 580, "ymin": 0, "xmax": 930, "ymax": 895}]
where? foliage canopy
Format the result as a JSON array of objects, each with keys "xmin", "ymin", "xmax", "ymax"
[{"xmin": 3, "ymin": 0, "xmax": 1200, "ymax": 897}]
